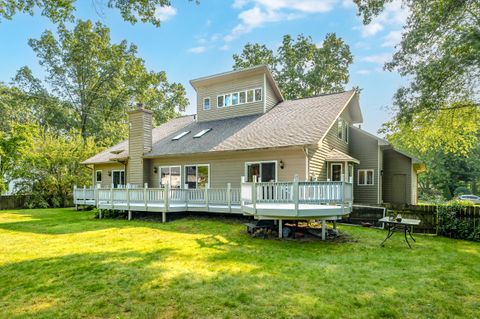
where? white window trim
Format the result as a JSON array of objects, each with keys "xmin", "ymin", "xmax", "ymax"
[
  {"xmin": 337, "ymin": 118, "xmax": 349, "ymax": 144},
  {"xmin": 244, "ymin": 160, "xmax": 278, "ymax": 182},
  {"xmin": 184, "ymin": 164, "xmax": 211, "ymax": 189},
  {"xmin": 158, "ymin": 165, "xmax": 182, "ymax": 188},
  {"xmin": 330, "ymin": 163, "xmax": 343, "ymax": 182},
  {"xmin": 358, "ymin": 169, "xmax": 375, "ymax": 186},
  {"xmin": 95, "ymin": 170, "xmax": 102, "ymax": 182},
  {"xmin": 215, "ymin": 88, "xmax": 263, "ymax": 108},
  {"xmin": 111, "ymin": 170, "xmax": 125, "ymax": 187},
  {"xmin": 203, "ymin": 97, "xmax": 211, "ymax": 110}
]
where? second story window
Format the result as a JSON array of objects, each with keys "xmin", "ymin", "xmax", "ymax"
[
  {"xmin": 232, "ymin": 92, "xmax": 239, "ymax": 105},
  {"xmin": 240, "ymin": 91, "xmax": 246, "ymax": 103},
  {"xmin": 217, "ymin": 95, "xmax": 224, "ymax": 107},
  {"xmin": 247, "ymin": 90, "xmax": 254, "ymax": 103},
  {"xmin": 203, "ymin": 97, "xmax": 211, "ymax": 110},
  {"xmin": 337, "ymin": 118, "xmax": 349, "ymax": 143},
  {"xmin": 255, "ymin": 88, "xmax": 262, "ymax": 101},
  {"xmin": 224, "ymin": 94, "xmax": 232, "ymax": 106}
]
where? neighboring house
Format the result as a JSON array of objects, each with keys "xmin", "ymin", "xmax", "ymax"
[{"xmin": 82, "ymin": 65, "xmax": 423, "ymax": 206}]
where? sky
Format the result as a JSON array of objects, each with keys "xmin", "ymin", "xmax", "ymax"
[{"xmin": 0, "ymin": 0, "xmax": 409, "ymax": 135}]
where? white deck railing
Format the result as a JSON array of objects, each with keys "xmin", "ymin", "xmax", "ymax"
[{"xmin": 74, "ymin": 179, "xmax": 353, "ymax": 214}]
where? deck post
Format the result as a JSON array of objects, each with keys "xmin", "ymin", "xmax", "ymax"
[
  {"xmin": 128, "ymin": 210, "xmax": 132, "ymax": 220},
  {"xmin": 205, "ymin": 185, "xmax": 209, "ymax": 211},
  {"xmin": 74, "ymin": 185, "xmax": 78, "ymax": 210},
  {"xmin": 333, "ymin": 220, "xmax": 337, "ymax": 234},
  {"xmin": 293, "ymin": 175, "xmax": 299, "ymax": 215},
  {"xmin": 321, "ymin": 219, "xmax": 326, "ymax": 240},
  {"xmin": 227, "ymin": 183, "xmax": 232, "ymax": 213},
  {"xmin": 164, "ymin": 183, "xmax": 170, "ymax": 214},
  {"xmin": 110, "ymin": 186, "xmax": 114, "ymax": 210},
  {"xmin": 126, "ymin": 184, "xmax": 130, "ymax": 212},
  {"xmin": 240, "ymin": 176, "xmax": 245, "ymax": 207},
  {"xmin": 83, "ymin": 185, "xmax": 87, "ymax": 206},
  {"xmin": 95, "ymin": 184, "xmax": 100, "ymax": 208},
  {"xmin": 144, "ymin": 183, "xmax": 148, "ymax": 212},
  {"xmin": 252, "ymin": 176, "xmax": 257, "ymax": 212},
  {"xmin": 278, "ymin": 219, "xmax": 283, "ymax": 238},
  {"xmin": 99, "ymin": 209, "xmax": 102, "ymax": 219}
]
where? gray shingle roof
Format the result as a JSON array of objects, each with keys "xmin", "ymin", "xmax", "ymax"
[
  {"xmin": 82, "ymin": 90, "xmax": 356, "ymax": 164},
  {"xmin": 325, "ymin": 149, "xmax": 360, "ymax": 164}
]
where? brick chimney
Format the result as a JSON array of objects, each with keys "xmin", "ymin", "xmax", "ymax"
[{"xmin": 127, "ymin": 103, "xmax": 152, "ymax": 186}]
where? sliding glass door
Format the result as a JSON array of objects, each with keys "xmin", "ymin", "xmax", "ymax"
[{"xmin": 246, "ymin": 161, "xmax": 277, "ymax": 182}]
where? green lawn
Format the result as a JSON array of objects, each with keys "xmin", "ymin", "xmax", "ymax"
[{"xmin": 0, "ymin": 209, "xmax": 479, "ymax": 319}]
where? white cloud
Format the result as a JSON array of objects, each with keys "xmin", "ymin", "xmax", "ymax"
[
  {"xmin": 189, "ymin": 46, "xmax": 206, "ymax": 54},
  {"xmin": 360, "ymin": 53, "xmax": 391, "ymax": 65},
  {"xmin": 155, "ymin": 6, "xmax": 177, "ymax": 21},
  {"xmin": 357, "ymin": 69, "xmax": 371, "ymax": 75},
  {"xmin": 382, "ymin": 30, "xmax": 403, "ymax": 47},
  {"xmin": 220, "ymin": 44, "xmax": 230, "ymax": 51},
  {"xmin": 355, "ymin": 0, "xmax": 408, "ymax": 37},
  {"xmin": 341, "ymin": 0, "xmax": 356, "ymax": 9},
  {"xmin": 225, "ymin": 0, "xmax": 336, "ymax": 42}
]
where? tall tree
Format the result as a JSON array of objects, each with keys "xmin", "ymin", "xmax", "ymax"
[
  {"xmin": 0, "ymin": 0, "xmax": 192, "ymax": 26},
  {"xmin": 354, "ymin": 0, "xmax": 480, "ymax": 153},
  {"xmin": 16, "ymin": 20, "xmax": 188, "ymax": 145},
  {"xmin": 232, "ymin": 33, "xmax": 353, "ymax": 100}
]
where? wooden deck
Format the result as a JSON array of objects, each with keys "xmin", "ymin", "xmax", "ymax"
[{"xmin": 73, "ymin": 179, "xmax": 353, "ymax": 239}]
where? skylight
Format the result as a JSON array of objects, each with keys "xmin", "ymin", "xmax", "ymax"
[
  {"xmin": 172, "ymin": 131, "xmax": 190, "ymax": 141},
  {"xmin": 193, "ymin": 128, "xmax": 212, "ymax": 138}
]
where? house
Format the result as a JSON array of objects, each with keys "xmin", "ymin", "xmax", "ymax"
[{"xmin": 82, "ymin": 65, "xmax": 423, "ymax": 207}]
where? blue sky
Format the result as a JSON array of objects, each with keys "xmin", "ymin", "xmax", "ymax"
[{"xmin": 0, "ymin": 0, "xmax": 408, "ymax": 134}]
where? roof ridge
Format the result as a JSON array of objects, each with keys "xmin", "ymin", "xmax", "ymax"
[{"xmin": 285, "ymin": 90, "xmax": 352, "ymax": 102}]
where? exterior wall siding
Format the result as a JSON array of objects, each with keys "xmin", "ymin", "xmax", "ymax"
[
  {"xmin": 382, "ymin": 149, "xmax": 413, "ymax": 204},
  {"xmin": 308, "ymin": 107, "xmax": 352, "ymax": 181},
  {"xmin": 349, "ymin": 128, "xmax": 380, "ymax": 204},
  {"xmin": 149, "ymin": 149, "xmax": 306, "ymax": 188},
  {"xmin": 196, "ymin": 74, "xmax": 265, "ymax": 122},
  {"xmin": 93, "ymin": 163, "xmax": 126, "ymax": 188},
  {"xmin": 265, "ymin": 78, "xmax": 280, "ymax": 112}
]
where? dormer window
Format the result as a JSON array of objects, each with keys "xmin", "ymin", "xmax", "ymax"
[
  {"xmin": 232, "ymin": 93, "xmax": 239, "ymax": 105},
  {"xmin": 217, "ymin": 95, "xmax": 224, "ymax": 108},
  {"xmin": 239, "ymin": 91, "xmax": 246, "ymax": 104},
  {"xmin": 255, "ymin": 88, "xmax": 262, "ymax": 101},
  {"xmin": 203, "ymin": 97, "xmax": 211, "ymax": 110},
  {"xmin": 337, "ymin": 119, "xmax": 349, "ymax": 143},
  {"xmin": 247, "ymin": 90, "xmax": 254, "ymax": 103}
]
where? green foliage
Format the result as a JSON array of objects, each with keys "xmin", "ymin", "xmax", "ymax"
[
  {"xmin": 437, "ymin": 201, "xmax": 480, "ymax": 241},
  {"xmin": 233, "ymin": 33, "xmax": 353, "ymax": 99},
  {"xmin": 15, "ymin": 20, "xmax": 188, "ymax": 145},
  {"xmin": 0, "ymin": 0, "xmax": 189, "ymax": 27},
  {"xmin": 12, "ymin": 126, "xmax": 100, "ymax": 207},
  {"xmin": 454, "ymin": 186, "xmax": 471, "ymax": 196}
]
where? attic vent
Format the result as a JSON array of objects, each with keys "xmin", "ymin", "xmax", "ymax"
[
  {"xmin": 193, "ymin": 128, "xmax": 212, "ymax": 138},
  {"xmin": 172, "ymin": 131, "xmax": 190, "ymax": 141}
]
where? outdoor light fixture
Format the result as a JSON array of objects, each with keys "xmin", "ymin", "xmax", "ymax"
[
  {"xmin": 153, "ymin": 166, "xmax": 158, "ymax": 174},
  {"xmin": 108, "ymin": 170, "xmax": 112, "ymax": 177},
  {"xmin": 279, "ymin": 160, "xmax": 284, "ymax": 169},
  {"xmin": 381, "ymin": 170, "xmax": 384, "ymax": 176}
]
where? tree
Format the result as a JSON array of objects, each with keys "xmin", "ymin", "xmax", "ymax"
[
  {"xmin": 16, "ymin": 20, "xmax": 188, "ymax": 145},
  {"xmin": 232, "ymin": 33, "xmax": 353, "ymax": 100},
  {"xmin": 0, "ymin": 0, "xmax": 192, "ymax": 27},
  {"xmin": 354, "ymin": 0, "xmax": 480, "ymax": 153}
]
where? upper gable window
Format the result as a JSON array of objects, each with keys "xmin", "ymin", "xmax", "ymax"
[
  {"xmin": 239, "ymin": 91, "xmax": 246, "ymax": 104},
  {"xmin": 247, "ymin": 90, "xmax": 254, "ymax": 103},
  {"xmin": 337, "ymin": 119, "xmax": 349, "ymax": 143},
  {"xmin": 203, "ymin": 97, "xmax": 211, "ymax": 110},
  {"xmin": 232, "ymin": 92, "xmax": 239, "ymax": 105},
  {"xmin": 224, "ymin": 94, "xmax": 232, "ymax": 107}
]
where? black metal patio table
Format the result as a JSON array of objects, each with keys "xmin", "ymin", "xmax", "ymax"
[{"xmin": 379, "ymin": 217, "xmax": 421, "ymax": 248}]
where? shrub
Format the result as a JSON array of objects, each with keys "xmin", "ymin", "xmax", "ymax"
[
  {"xmin": 437, "ymin": 200, "xmax": 479, "ymax": 241},
  {"xmin": 454, "ymin": 186, "xmax": 470, "ymax": 197}
]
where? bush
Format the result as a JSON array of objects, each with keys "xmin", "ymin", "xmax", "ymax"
[
  {"xmin": 437, "ymin": 200, "xmax": 479, "ymax": 241},
  {"xmin": 454, "ymin": 186, "xmax": 470, "ymax": 197}
]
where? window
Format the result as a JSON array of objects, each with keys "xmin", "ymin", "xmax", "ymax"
[
  {"xmin": 245, "ymin": 161, "xmax": 277, "ymax": 182},
  {"xmin": 254, "ymin": 88, "xmax": 262, "ymax": 101},
  {"xmin": 95, "ymin": 170, "xmax": 102, "ymax": 183},
  {"xmin": 232, "ymin": 92, "xmax": 239, "ymax": 105},
  {"xmin": 358, "ymin": 169, "xmax": 374, "ymax": 185},
  {"xmin": 330, "ymin": 163, "xmax": 343, "ymax": 182},
  {"xmin": 172, "ymin": 131, "xmax": 190, "ymax": 140},
  {"xmin": 239, "ymin": 91, "xmax": 246, "ymax": 104},
  {"xmin": 217, "ymin": 95, "xmax": 224, "ymax": 108},
  {"xmin": 193, "ymin": 128, "xmax": 212, "ymax": 138},
  {"xmin": 224, "ymin": 94, "xmax": 232, "ymax": 107},
  {"xmin": 112, "ymin": 170, "xmax": 125, "ymax": 188},
  {"xmin": 247, "ymin": 90, "xmax": 254, "ymax": 103},
  {"xmin": 185, "ymin": 165, "xmax": 209, "ymax": 189},
  {"xmin": 203, "ymin": 97, "xmax": 211, "ymax": 110},
  {"xmin": 160, "ymin": 166, "xmax": 181, "ymax": 189},
  {"xmin": 337, "ymin": 118, "xmax": 349, "ymax": 143}
]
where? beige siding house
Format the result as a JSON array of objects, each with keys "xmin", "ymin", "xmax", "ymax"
[{"xmin": 82, "ymin": 65, "xmax": 423, "ymax": 206}]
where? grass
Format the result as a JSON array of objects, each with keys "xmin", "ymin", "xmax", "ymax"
[{"xmin": 0, "ymin": 208, "xmax": 479, "ymax": 319}]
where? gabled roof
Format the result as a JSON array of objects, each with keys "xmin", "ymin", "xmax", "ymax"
[
  {"xmin": 190, "ymin": 65, "xmax": 284, "ymax": 102},
  {"xmin": 83, "ymin": 90, "xmax": 361, "ymax": 164}
]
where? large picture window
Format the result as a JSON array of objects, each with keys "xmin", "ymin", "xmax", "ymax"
[
  {"xmin": 160, "ymin": 166, "xmax": 181, "ymax": 189},
  {"xmin": 185, "ymin": 165, "xmax": 210, "ymax": 189},
  {"xmin": 245, "ymin": 161, "xmax": 277, "ymax": 182},
  {"xmin": 358, "ymin": 169, "xmax": 374, "ymax": 185}
]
